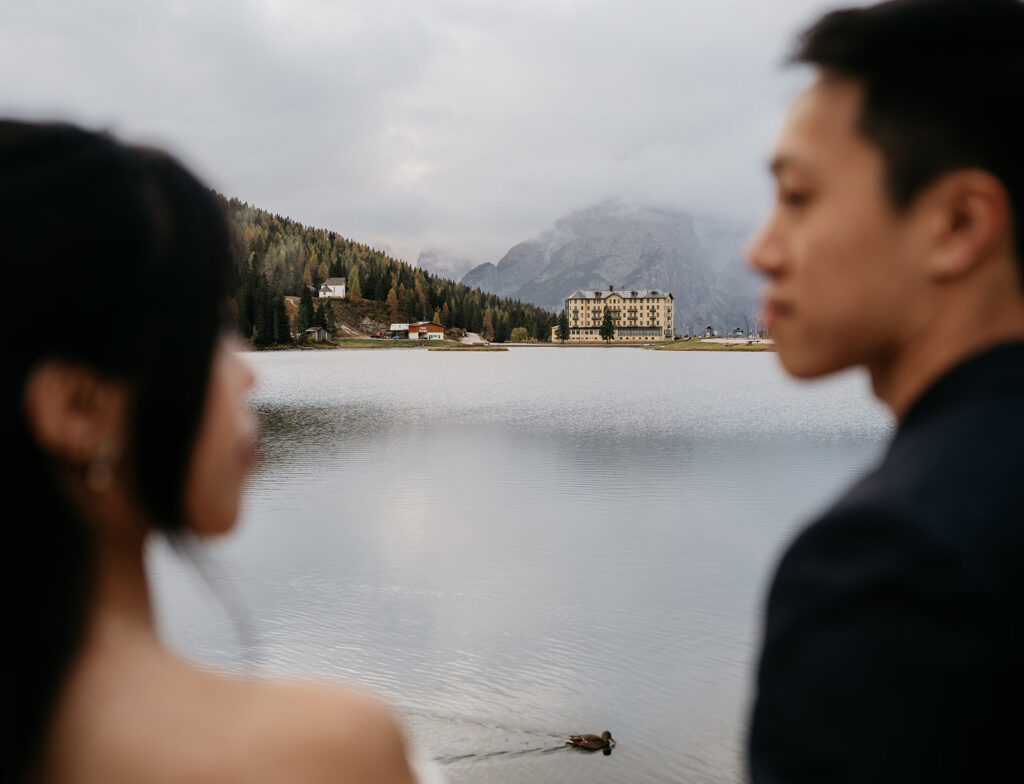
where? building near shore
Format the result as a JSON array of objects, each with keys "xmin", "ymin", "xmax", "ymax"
[
  {"xmin": 563, "ymin": 286, "xmax": 674, "ymax": 342},
  {"xmin": 318, "ymin": 277, "xmax": 347, "ymax": 298},
  {"xmin": 408, "ymin": 321, "xmax": 445, "ymax": 340},
  {"xmin": 304, "ymin": 326, "xmax": 331, "ymax": 342}
]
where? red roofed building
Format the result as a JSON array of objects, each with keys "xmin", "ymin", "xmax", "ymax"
[{"xmin": 408, "ymin": 321, "xmax": 445, "ymax": 340}]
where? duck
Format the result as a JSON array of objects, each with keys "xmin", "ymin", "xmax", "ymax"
[{"xmin": 566, "ymin": 731, "xmax": 615, "ymax": 750}]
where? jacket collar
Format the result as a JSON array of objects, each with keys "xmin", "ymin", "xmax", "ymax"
[{"xmin": 898, "ymin": 341, "xmax": 1024, "ymax": 436}]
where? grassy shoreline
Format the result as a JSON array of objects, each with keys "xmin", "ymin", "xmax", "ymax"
[
  {"xmin": 333, "ymin": 338, "xmax": 465, "ymax": 349},
  {"xmin": 246, "ymin": 338, "xmax": 773, "ymax": 352},
  {"xmin": 649, "ymin": 339, "xmax": 774, "ymax": 352}
]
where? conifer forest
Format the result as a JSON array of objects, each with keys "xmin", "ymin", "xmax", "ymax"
[{"xmin": 221, "ymin": 195, "xmax": 556, "ymax": 345}]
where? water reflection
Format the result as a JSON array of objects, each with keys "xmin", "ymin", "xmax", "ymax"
[{"xmin": 151, "ymin": 348, "xmax": 891, "ymax": 784}]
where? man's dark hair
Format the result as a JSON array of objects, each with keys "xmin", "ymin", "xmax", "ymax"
[{"xmin": 794, "ymin": 0, "xmax": 1024, "ymax": 268}]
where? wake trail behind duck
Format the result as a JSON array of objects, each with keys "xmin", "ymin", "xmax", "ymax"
[{"xmin": 435, "ymin": 744, "xmax": 568, "ymax": 765}]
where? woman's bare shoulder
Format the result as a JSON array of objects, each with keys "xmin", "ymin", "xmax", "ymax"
[
  {"xmin": 47, "ymin": 644, "xmax": 417, "ymax": 784},
  {"xmin": 222, "ymin": 676, "xmax": 418, "ymax": 784}
]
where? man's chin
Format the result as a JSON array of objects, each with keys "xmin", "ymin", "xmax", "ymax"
[{"xmin": 775, "ymin": 343, "xmax": 850, "ymax": 379}]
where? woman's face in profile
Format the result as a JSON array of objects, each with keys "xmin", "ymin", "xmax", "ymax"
[{"xmin": 183, "ymin": 337, "xmax": 258, "ymax": 536}]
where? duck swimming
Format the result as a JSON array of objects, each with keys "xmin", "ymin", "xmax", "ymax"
[{"xmin": 566, "ymin": 731, "xmax": 615, "ymax": 750}]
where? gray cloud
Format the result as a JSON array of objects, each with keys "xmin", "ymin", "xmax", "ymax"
[{"xmin": 0, "ymin": 0, "xmax": 864, "ymax": 265}]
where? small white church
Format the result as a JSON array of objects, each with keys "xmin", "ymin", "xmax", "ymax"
[{"xmin": 318, "ymin": 277, "xmax": 347, "ymax": 299}]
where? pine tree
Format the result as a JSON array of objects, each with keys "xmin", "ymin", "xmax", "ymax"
[
  {"xmin": 236, "ymin": 255, "xmax": 260, "ymax": 339},
  {"xmin": 274, "ymin": 294, "xmax": 291, "ymax": 342},
  {"xmin": 532, "ymin": 315, "xmax": 548, "ymax": 341},
  {"xmin": 252, "ymin": 274, "xmax": 274, "ymax": 347},
  {"xmin": 494, "ymin": 310, "xmax": 509, "ymax": 343},
  {"xmin": 557, "ymin": 310, "xmax": 570, "ymax": 343},
  {"xmin": 399, "ymin": 285, "xmax": 416, "ymax": 320},
  {"xmin": 600, "ymin": 307, "xmax": 615, "ymax": 343},
  {"xmin": 297, "ymin": 286, "xmax": 315, "ymax": 333},
  {"xmin": 321, "ymin": 299, "xmax": 335, "ymax": 332}
]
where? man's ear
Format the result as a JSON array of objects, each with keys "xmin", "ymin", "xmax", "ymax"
[
  {"xmin": 23, "ymin": 362, "xmax": 129, "ymax": 465},
  {"xmin": 923, "ymin": 168, "xmax": 1010, "ymax": 282}
]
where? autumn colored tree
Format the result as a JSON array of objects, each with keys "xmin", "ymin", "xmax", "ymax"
[
  {"xmin": 386, "ymin": 286, "xmax": 399, "ymax": 322},
  {"xmin": 348, "ymin": 269, "xmax": 361, "ymax": 299},
  {"xmin": 510, "ymin": 326, "xmax": 529, "ymax": 343},
  {"xmin": 481, "ymin": 309, "xmax": 495, "ymax": 342}
]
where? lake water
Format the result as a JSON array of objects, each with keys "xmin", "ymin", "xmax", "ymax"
[{"xmin": 150, "ymin": 347, "xmax": 892, "ymax": 784}]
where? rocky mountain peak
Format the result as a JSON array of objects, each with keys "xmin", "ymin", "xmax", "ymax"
[{"xmin": 460, "ymin": 201, "xmax": 761, "ymax": 334}]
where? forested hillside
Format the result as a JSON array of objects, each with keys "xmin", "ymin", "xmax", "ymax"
[{"xmin": 219, "ymin": 195, "xmax": 555, "ymax": 344}]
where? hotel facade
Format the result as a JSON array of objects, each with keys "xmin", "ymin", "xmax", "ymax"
[{"xmin": 560, "ymin": 287, "xmax": 674, "ymax": 342}]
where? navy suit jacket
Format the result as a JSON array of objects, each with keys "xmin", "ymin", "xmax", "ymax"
[{"xmin": 749, "ymin": 343, "xmax": 1024, "ymax": 782}]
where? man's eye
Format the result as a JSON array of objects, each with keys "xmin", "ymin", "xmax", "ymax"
[{"xmin": 780, "ymin": 190, "xmax": 812, "ymax": 208}]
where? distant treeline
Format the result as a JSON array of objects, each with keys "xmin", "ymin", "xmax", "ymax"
[{"xmin": 218, "ymin": 194, "xmax": 555, "ymax": 344}]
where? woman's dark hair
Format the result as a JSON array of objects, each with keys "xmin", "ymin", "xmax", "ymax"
[
  {"xmin": 793, "ymin": 0, "xmax": 1024, "ymax": 268},
  {"xmin": 0, "ymin": 121, "xmax": 232, "ymax": 781}
]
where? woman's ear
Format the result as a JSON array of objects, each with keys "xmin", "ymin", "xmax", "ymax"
[{"xmin": 23, "ymin": 362, "xmax": 129, "ymax": 467}]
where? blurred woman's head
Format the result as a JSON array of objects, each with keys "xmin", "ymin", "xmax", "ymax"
[{"xmin": 0, "ymin": 119, "xmax": 245, "ymax": 781}]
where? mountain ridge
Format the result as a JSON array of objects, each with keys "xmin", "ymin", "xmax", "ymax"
[{"xmin": 460, "ymin": 202, "xmax": 762, "ymax": 334}]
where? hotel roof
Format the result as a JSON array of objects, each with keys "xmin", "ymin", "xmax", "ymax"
[{"xmin": 566, "ymin": 288, "xmax": 673, "ymax": 300}]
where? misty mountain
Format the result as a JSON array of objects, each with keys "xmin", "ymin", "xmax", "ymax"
[
  {"xmin": 460, "ymin": 202, "xmax": 763, "ymax": 334},
  {"xmin": 416, "ymin": 248, "xmax": 479, "ymax": 282}
]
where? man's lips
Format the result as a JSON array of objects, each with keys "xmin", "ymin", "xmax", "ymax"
[{"xmin": 760, "ymin": 296, "xmax": 793, "ymax": 328}]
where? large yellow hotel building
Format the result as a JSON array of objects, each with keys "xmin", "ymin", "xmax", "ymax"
[{"xmin": 560, "ymin": 286, "xmax": 674, "ymax": 342}]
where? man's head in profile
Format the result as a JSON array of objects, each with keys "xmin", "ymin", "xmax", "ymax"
[
  {"xmin": 747, "ymin": 3, "xmax": 1024, "ymax": 782},
  {"xmin": 748, "ymin": 0, "xmax": 1024, "ymax": 414}
]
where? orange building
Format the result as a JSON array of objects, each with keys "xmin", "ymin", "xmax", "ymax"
[{"xmin": 408, "ymin": 322, "xmax": 445, "ymax": 340}]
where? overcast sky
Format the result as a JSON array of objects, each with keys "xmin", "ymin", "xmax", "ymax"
[{"xmin": 0, "ymin": 0, "xmax": 862, "ymax": 267}]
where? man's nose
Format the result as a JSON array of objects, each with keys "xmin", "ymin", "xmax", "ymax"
[{"xmin": 747, "ymin": 214, "xmax": 785, "ymax": 276}]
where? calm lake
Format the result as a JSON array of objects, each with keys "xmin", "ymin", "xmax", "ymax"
[{"xmin": 150, "ymin": 347, "xmax": 892, "ymax": 784}]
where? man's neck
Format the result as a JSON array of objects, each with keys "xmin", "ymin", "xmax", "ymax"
[{"xmin": 871, "ymin": 291, "xmax": 1024, "ymax": 421}]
